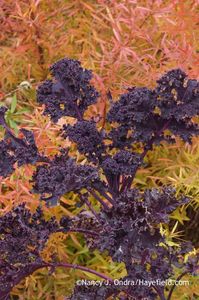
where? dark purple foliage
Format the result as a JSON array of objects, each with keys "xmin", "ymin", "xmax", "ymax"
[
  {"xmin": 156, "ymin": 69, "xmax": 199, "ymax": 120},
  {"xmin": 107, "ymin": 87, "xmax": 156, "ymax": 125},
  {"xmin": 31, "ymin": 149, "xmax": 99, "ymax": 206},
  {"xmin": 62, "ymin": 120, "xmax": 105, "ymax": 162},
  {"xmin": 69, "ymin": 284, "xmax": 120, "ymax": 300},
  {"xmin": 0, "ymin": 204, "xmax": 60, "ymax": 299},
  {"xmin": 107, "ymin": 87, "xmax": 158, "ymax": 145},
  {"xmin": 0, "ymin": 60, "xmax": 199, "ymax": 300},
  {"xmin": 37, "ymin": 58, "xmax": 99, "ymax": 122},
  {"xmin": 101, "ymin": 150, "xmax": 141, "ymax": 176},
  {"xmin": 77, "ymin": 188, "xmax": 188, "ymax": 264},
  {"xmin": 0, "ymin": 139, "xmax": 16, "ymax": 177},
  {"xmin": 107, "ymin": 70, "xmax": 199, "ymax": 146}
]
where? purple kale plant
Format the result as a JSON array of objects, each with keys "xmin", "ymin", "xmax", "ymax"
[{"xmin": 0, "ymin": 58, "xmax": 199, "ymax": 300}]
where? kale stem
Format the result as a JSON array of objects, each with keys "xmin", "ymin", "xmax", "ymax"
[
  {"xmin": 153, "ymin": 286, "xmax": 166, "ymax": 300},
  {"xmin": 167, "ymin": 267, "xmax": 199, "ymax": 300},
  {"xmin": 44, "ymin": 262, "xmax": 114, "ymax": 282},
  {"xmin": 114, "ymin": 174, "xmax": 120, "ymax": 195},
  {"xmin": 105, "ymin": 175, "xmax": 114, "ymax": 193},
  {"xmin": 92, "ymin": 185, "xmax": 115, "ymax": 205},
  {"xmin": 96, "ymin": 174, "xmax": 117, "ymax": 205},
  {"xmin": 167, "ymin": 272, "xmax": 187, "ymax": 300},
  {"xmin": 88, "ymin": 189, "xmax": 110, "ymax": 210},
  {"xmin": 79, "ymin": 194, "xmax": 101, "ymax": 223},
  {"xmin": 119, "ymin": 175, "xmax": 129, "ymax": 193},
  {"xmin": 1, "ymin": 261, "xmax": 112, "ymax": 299},
  {"xmin": 102, "ymin": 191, "xmax": 115, "ymax": 205}
]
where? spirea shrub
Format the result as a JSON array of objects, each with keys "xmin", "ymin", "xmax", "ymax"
[{"xmin": 0, "ymin": 58, "xmax": 199, "ymax": 300}]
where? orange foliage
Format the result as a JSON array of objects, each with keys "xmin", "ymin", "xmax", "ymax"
[{"xmin": 0, "ymin": 0, "xmax": 199, "ymax": 95}]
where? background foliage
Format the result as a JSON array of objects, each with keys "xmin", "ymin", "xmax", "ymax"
[{"xmin": 0, "ymin": 0, "xmax": 199, "ymax": 299}]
